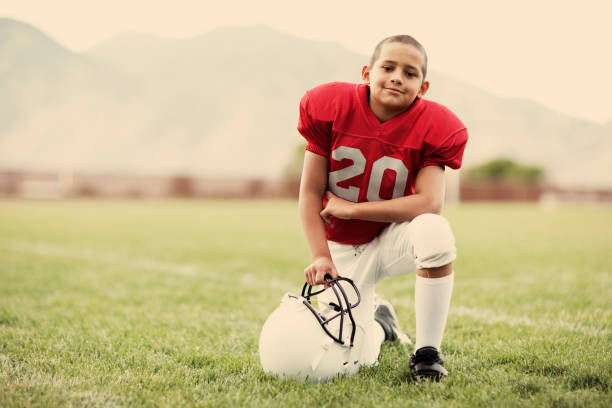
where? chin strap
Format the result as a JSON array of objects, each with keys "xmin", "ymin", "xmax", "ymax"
[{"xmin": 301, "ymin": 276, "xmax": 361, "ymax": 347}]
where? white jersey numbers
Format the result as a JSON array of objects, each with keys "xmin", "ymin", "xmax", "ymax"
[
  {"xmin": 328, "ymin": 146, "xmax": 409, "ymax": 202},
  {"xmin": 367, "ymin": 156, "xmax": 409, "ymax": 201},
  {"xmin": 329, "ymin": 146, "xmax": 366, "ymax": 202}
]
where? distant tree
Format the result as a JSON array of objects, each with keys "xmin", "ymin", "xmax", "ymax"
[
  {"xmin": 283, "ymin": 142, "xmax": 307, "ymax": 181},
  {"xmin": 280, "ymin": 142, "xmax": 307, "ymax": 197},
  {"xmin": 464, "ymin": 158, "xmax": 544, "ymax": 184}
]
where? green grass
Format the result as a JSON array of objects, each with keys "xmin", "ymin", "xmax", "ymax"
[{"xmin": 0, "ymin": 199, "xmax": 610, "ymax": 407}]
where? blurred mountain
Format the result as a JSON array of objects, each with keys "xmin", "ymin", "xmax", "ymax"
[
  {"xmin": 425, "ymin": 76, "xmax": 612, "ymax": 187},
  {"xmin": 1, "ymin": 18, "xmax": 610, "ymax": 187}
]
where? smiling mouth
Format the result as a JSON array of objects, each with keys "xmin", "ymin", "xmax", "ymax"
[{"xmin": 384, "ymin": 87, "xmax": 404, "ymax": 94}]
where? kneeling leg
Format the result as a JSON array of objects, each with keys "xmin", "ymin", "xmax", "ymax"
[{"xmin": 409, "ymin": 214, "xmax": 456, "ymax": 351}]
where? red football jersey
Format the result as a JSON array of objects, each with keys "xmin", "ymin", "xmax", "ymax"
[{"xmin": 298, "ymin": 82, "xmax": 468, "ymax": 245}]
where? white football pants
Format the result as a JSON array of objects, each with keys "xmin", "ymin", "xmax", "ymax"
[{"xmin": 319, "ymin": 213, "xmax": 457, "ymax": 367}]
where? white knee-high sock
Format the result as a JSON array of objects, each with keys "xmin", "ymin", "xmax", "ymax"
[{"xmin": 415, "ymin": 273, "xmax": 454, "ymax": 351}]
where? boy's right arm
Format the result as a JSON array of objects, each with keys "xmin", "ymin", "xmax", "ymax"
[{"xmin": 298, "ymin": 151, "xmax": 338, "ymax": 286}]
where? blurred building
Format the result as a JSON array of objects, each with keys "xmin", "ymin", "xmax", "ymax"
[
  {"xmin": 0, "ymin": 170, "xmax": 297, "ymax": 199},
  {"xmin": 1, "ymin": 170, "xmax": 611, "ymax": 203}
]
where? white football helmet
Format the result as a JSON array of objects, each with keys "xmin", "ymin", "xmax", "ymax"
[{"xmin": 259, "ymin": 276, "xmax": 364, "ymax": 382}]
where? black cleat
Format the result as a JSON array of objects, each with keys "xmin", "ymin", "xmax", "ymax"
[
  {"xmin": 374, "ymin": 295, "xmax": 412, "ymax": 345},
  {"xmin": 409, "ymin": 346, "xmax": 448, "ymax": 383}
]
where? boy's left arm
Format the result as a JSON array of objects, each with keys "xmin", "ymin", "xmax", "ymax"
[{"xmin": 320, "ymin": 165, "xmax": 445, "ymax": 224}]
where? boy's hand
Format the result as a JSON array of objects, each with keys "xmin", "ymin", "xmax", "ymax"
[
  {"xmin": 304, "ymin": 256, "xmax": 338, "ymax": 287},
  {"xmin": 320, "ymin": 191, "xmax": 355, "ymax": 225}
]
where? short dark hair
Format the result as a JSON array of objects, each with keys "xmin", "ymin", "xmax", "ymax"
[{"xmin": 369, "ymin": 35, "xmax": 428, "ymax": 80}]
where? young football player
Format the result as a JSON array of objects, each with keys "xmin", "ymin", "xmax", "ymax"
[{"xmin": 297, "ymin": 34, "xmax": 468, "ymax": 382}]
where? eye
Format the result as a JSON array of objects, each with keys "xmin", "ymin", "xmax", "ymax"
[
  {"xmin": 405, "ymin": 71, "xmax": 416, "ymax": 77},
  {"xmin": 382, "ymin": 66, "xmax": 393, "ymax": 72}
]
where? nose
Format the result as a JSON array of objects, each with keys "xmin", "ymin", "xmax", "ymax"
[{"xmin": 390, "ymin": 73, "xmax": 402, "ymax": 85}]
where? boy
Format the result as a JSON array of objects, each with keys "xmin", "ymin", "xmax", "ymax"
[{"xmin": 297, "ymin": 34, "xmax": 468, "ymax": 382}]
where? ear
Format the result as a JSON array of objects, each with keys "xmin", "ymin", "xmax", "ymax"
[
  {"xmin": 361, "ymin": 65, "xmax": 370, "ymax": 84},
  {"xmin": 418, "ymin": 80, "xmax": 430, "ymax": 98}
]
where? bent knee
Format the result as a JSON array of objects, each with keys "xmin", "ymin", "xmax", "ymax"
[{"xmin": 409, "ymin": 213, "xmax": 456, "ymax": 269}]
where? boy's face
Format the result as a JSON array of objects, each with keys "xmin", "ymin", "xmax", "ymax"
[{"xmin": 362, "ymin": 42, "xmax": 429, "ymax": 122}]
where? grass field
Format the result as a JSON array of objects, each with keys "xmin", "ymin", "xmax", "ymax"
[{"xmin": 0, "ymin": 199, "xmax": 610, "ymax": 407}]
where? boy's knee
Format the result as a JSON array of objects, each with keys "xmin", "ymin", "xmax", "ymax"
[{"xmin": 409, "ymin": 213, "xmax": 456, "ymax": 269}]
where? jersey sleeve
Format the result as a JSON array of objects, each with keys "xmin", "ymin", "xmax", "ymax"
[
  {"xmin": 420, "ymin": 105, "xmax": 468, "ymax": 170},
  {"xmin": 297, "ymin": 91, "xmax": 332, "ymax": 156},
  {"xmin": 421, "ymin": 128, "xmax": 468, "ymax": 169}
]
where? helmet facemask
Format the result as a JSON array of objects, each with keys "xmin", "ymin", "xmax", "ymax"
[{"xmin": 299, "ymin": 276, "xmax": 361, "ymax": 347}]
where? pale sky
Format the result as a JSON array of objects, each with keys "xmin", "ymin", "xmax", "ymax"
[{"xmin": 2, "ymin": 0, "xmax": 611, "ymax": 124}]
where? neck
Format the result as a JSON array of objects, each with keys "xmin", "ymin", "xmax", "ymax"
[{"xmin": 369, "ymin": 99, "xmax": 416, "ymax": 123}]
